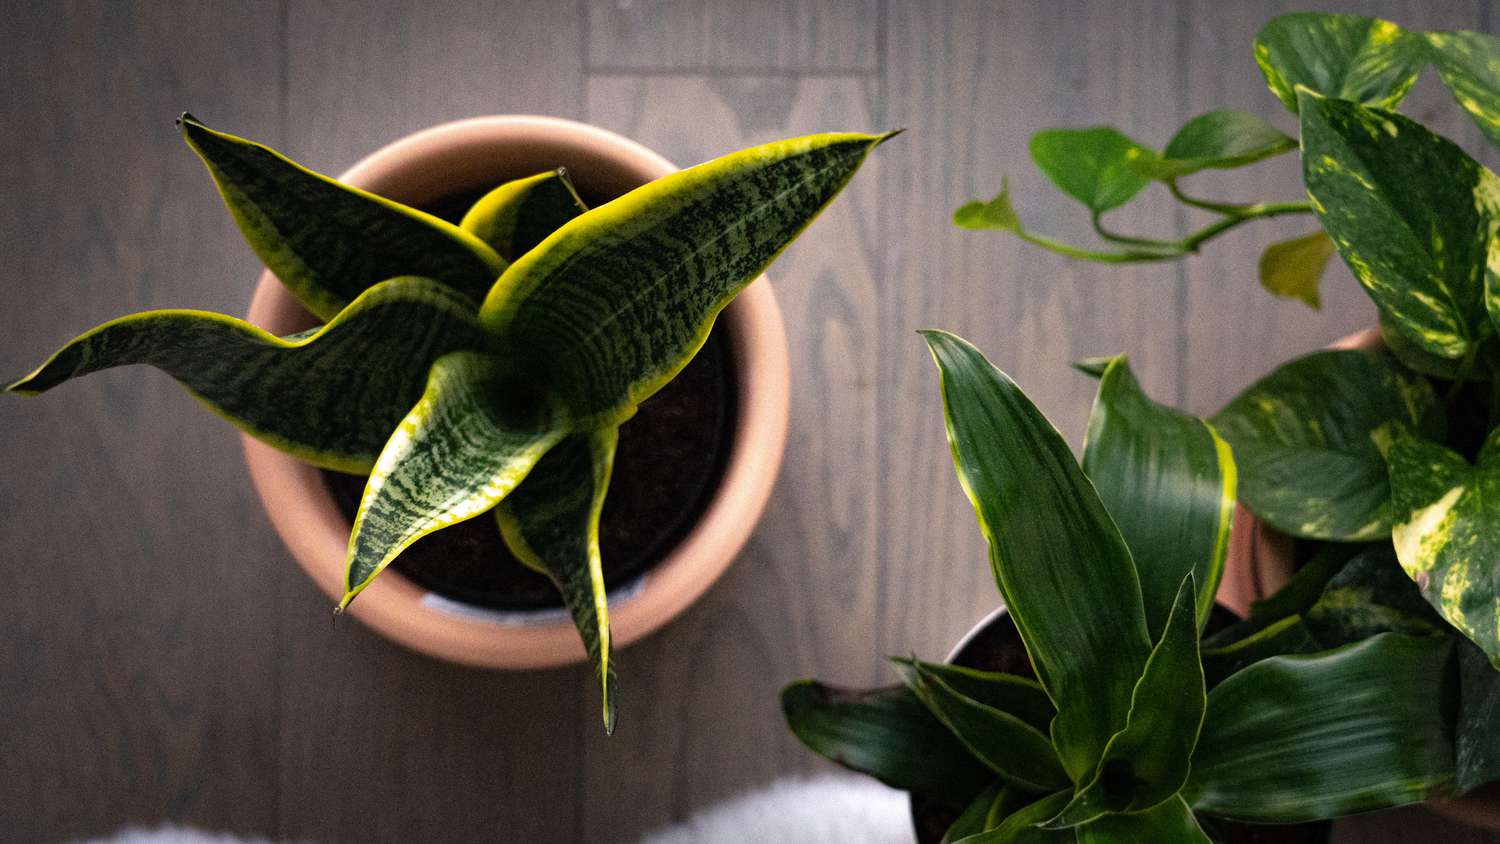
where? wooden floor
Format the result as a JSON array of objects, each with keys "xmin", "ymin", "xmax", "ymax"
[{"xmin": 2, "ymin": 1, "xmax": 1497, "ymax": 841}]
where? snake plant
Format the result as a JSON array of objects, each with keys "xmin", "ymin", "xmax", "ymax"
[
  {"xmin": 955, "ymin": 10, "xmax": 1500, "ymax": 794},
  {"xmin": 6, "ymin": 114, "xmax": 894, "ymax": 732},
  {"xmin": 785, "ymin": 332, "xmax": 1460, "ymax": 842}
]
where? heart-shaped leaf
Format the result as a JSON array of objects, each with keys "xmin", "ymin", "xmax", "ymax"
[
  {"xmin": 481, "ymin": 131, "xmax": 895, "ymax": 428},
  {"xmin": 496, "ymin": 428, "xmax": 619, "ymax": 733},
  {"xmin": 1254, "ymin": 13, "xmax": 1425, "ymax": 114},
  {"xmin": 1029, "ymin": 127, "xmax": 1157, "ymax": 213},
  {"xmin": 954, "ymin": 177, "xmax": 1023, "ymax": 232},
  {"xmin": 460, "ymin": 168, "xmax": 589, "ymax": 263},
  {"xmin": 1299, "ymin": 91, "xmax": 1500, "ymax": 360},
  {"xmin": 1388, "ymin": 429, "xmax": 1500, "ymax": 666},
  {"xmin": 1258, "ymin": 231, "xmax": 1336, "ymax": 310},
  {"xmin": 1210, "ymin": 348, "xmax": 1444, "ymax": 540},
  {"xmin": 180, "ymin": 115, "xmax": 505, "ymax": 321},
  {"xmin": 1426, "ymin": 30, "xmax": 1500, "ymax": 150},
  {"xmin": 5, "ymin": 276, "xmax": 485, "ymax": 473},
  {"xmin": 920, "ymin": 330, "xmax": 1151, "ymax": 785},
  {"xmin": 339, "ymin": 352, "xmax": 564, "ymax": 609},
  {"xmin": 1138, "ymin": 110, "xmax": 1296, "ymax": 179}
]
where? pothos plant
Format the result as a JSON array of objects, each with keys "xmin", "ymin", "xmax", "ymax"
[
  {"xmin": 784, "ymin": 331, "xmax": 1458, "ymax": 842},
  {"xmin": 955, "ymin": 11, "xmax": 1500, "ymax": 795},
  {"xmin": 5, "ymin": 114, "xmax": 894, "ymax": 732}
]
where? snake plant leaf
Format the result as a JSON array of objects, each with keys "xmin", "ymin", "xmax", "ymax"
[
  {"xmin": 1299, "ymin": 91, "xmax": 1500, "ymax": 360},
  {"xmin": 460, "ymin": 169, "xmax": 589, "ymax": 263},
  {"xmin": 1259, "ymin": 231, "xmax": 1336, "ymax": 310},
  {"xmin": 954, "ymin": 177, "xmax": 1023, "ymax": 232},
  {"xmin": 953, "ymin": 791, "xmax": 1073, "ymax": 844},
  {"xmin": 1210, "ymin": 348, "xmax": 1445, "ymax": 541},
  {"xmin": 1028, "ymin": 128, "xmax": 1157, "ymax": 213},
  {"xmin": 339, "ymin": 352, "xmax": 564, "ymax": 609},
  {"xmin": 1073, "ymin": 796, "xmax": 1210, "ymax": 844},
  {"xmin": 1457, "ymin": 640, "xmax": 1500, "ymax": 791},
  {"xmin": 1302, "ymin": 544, "xmax": 1448, "ymax": 649},
  {"xmin": 4, "ymin": 277, "xmax": 484, "ymax": 474},
  {"xmin": 781, "ymin": 681, "xmax": 993, "ymax": 803},
  {"xmin": 1083, "ymin": 356, "xmax": 1235, "ymax": 635},
  {"xmin": 495, "ymin": 428, "xmax": 618, "ymax": 733},
  {"xmin": 1184, "ymin": 633, "xmax": 1456, "ymax": 823},
  {"xmin": 1426, "ymin": 30, "xmax": 1500, "ymax": 150},
  {"xmin": 179, "ymin": 114, "xmax": 505, "ymax": 321},
  {"xmin": 1254, "ymin": 13, "xmax": 1425, "ymax": 114},
  {"xmin": 896, "ymin": 660, "xmax": 1070, "ymax": 792},
  {"xmin": 1388, "ymin": 429, "xmax": 1500, "ymax": 665},
  {"xmin": 1045, "ymin": 577, "xmax": 1205, "ymax": 828},
  {"xmin": 895, "ymin": 660, "xmax": 1055, "ymax": 734},
  {"xmin": 1137, "ymin": 110, "xmax": 1296, "ymax": 180},
  {"xmin": 921, "ymin": 330, "xmax": 1152, "ymax": 785},
  {"xmin": 481, "ymin": 131, "xmax": 895, "ymax": 427},
  {"xmin": 944, "ymin": 784, "xmax": 1006, "ymax": 844}
]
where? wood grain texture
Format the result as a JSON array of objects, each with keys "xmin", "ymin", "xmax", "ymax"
[{"xmin": 2, "ymin": 2, "xmax": 1498, "ymax": 843}]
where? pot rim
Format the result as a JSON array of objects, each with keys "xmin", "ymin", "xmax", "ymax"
[{"xmin": 241, "ymin": 115, "xmax": 791, "ymax": 669}]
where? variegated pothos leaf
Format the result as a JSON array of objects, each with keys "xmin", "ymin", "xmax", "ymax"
[
  {"xmin": 1254, "ymin": 13, "xmax": 1425, "ymax": 114},
  {"xmin": 1426, "ymin": 30, "xmax": 1500, "ymax": 150}
]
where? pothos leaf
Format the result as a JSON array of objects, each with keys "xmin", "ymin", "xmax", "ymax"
[
  {"xmin": 481, "ymin": 131, "xmax": 895, "ymax": 428},
  {"xmin": 4, "ymin": 276, "xmax": 485, "ymax": 474},
  {"xmin": 1301, "ymin": 544, "xmax": 1448, "ymax": 649},
  {"xmin": 1379, "ymin": 310, "xmax": 1496, "ymax": 381},
  {"xmin": 339, "ymin": 352, "xmax": 563, "ymax": 609},
  {"xmin": 495, "ymin": 428, "xmax": 619, "ymax": 733},
  {"xmin": 460, "ymin": 168, "xmax": 589, "ymax": 263},
  {"xmin": 1028, "ymin": 127, "xmax": 1157, "ymax": 213},
  {"xmin": 1254, "ymin": 13, "xmax": 1425, "ymax": 114},
  {"xmin": 1426, "ymin": 30, "xmax": 1500, "ymax": 150},
  {"xmin": 179, "ymin": 114, "xmax": 505, "ymax": 321},
  {"xmin": 954, "ymin": 177, "xmax": 1023, "ymax": 232},
  {"xmin": 1138, "ymin": 110, "xmax": 1296, "ymax": 179},
  {"xmin": 1258, "ymin": 231, "xmax": 1336, "ymax": 310},
  {"xmin": 1388, "ymin": 429, "xmax": 1500, "ymax": 666},
  {"xmin": 920, "ymin": 330, "xmax": 1152, "ymax": 785},
  {"xmin": 1210, "ymin": 348, "xmax": 1445, "ymax": 541}
]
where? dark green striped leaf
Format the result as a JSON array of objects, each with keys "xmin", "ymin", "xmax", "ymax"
[
  {"xmin": 1456, "ymin": 639, "xmax": 1500, "ymax": 791},
  {"xmin": 1254, "ymin": 13, "xmax": 1425, "ymax": 114},
  {"xmin": 921, "ymin": 330, "xmax": 1151, "ymax": 785},
  {"xmin": 896, "ymin": 660, "xmax": 1069, "ymax": 793},
  {"xmin": 943, "ymin": 783, "xmax": 1006, "ymax": 844},
  {"xmin": 460, "ymin": 169, "xmax": 589, "ymax": 263},
  {"xmin": 1201, "ymin": 542, "xmax": 1356, "ymax": 651},
  {"xmin": 1029, "ymin": 127, "xmax": 1156, "ymax": 213},
  {"xmin": 1426, "ymin": 30, "xmax": 1500, "ymax": 150},
  {"xmin": 495, "ymin": 428, "xmax": 619, "ymax": 733},
  {"xmin": 780, "ymin": 681, "xmax": 992, "ymax": 803},
  {"xmin": 1201, "ymin": 616, "xmax": 1318, "ymax": 688},
  {"xmin": 954, "ymin": 791, "xmax": 1072, "ymax": 844},
  {"xmin": 1259, "ymin": 231, "xmax": 1336, "ymax": 310},
  {"xmin": 1388, "ymin": 429, "xmax": 1500, "ymax": 665},
  {"xmin": 180, "ymin": 114, "xmax": 505, "ymax": 320},
  {"xmin": 1083, "ymin": 356, "xmax": 1235, "ymax": 635},
  {"xmin": 897, "ymin": 660, "xmax": 1055, "ymax": 734},
  {"xmin": 1074, "ymin": 797, "xmax": 1210, "ymax": 844},
  {"xmin": 1299, "ymin": 91, "xmax": 1499, "ymax": 360},
  {"xmin": 1184, "ymin": 633, "xmax": 1456, "ymax": 823},
  {"xmin": 339, "ymin": 352, "xmax": 563, "ymax": 609},
  {"xmin": 1210, "ymin": 348, "xmax": 1444, "ymax": 541},
  {"xmin": 481, "ymin": 131, "xmax": 894, "ymax": 427},
  {"xmin": 1302, "ymin": 544, "xmax": 1447, "ymax": 648},
  {"xmin": 1138, "ymin": 110, "xmax": 1296, "ymax": 179},
  {"xmin": 5, "ymin": 276, "xmax": 484, "ymax": 474}
]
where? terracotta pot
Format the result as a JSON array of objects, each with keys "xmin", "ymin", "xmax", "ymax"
[
  {"xmin": 1219, "ymin": 326, "xmax": 1500, "ymax": 829},
  {"xmin": 242, "ymin": 116, "xmax": 791, "ymax": 669}
]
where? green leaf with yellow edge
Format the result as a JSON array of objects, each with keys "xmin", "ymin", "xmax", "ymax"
[
  {"xmin": 481, "ymin": 131, "xmax": 895, "ymax": 428},
  {"xmin": 1201, "ymin": 615, "xmax": 1318, "ymax": 689},
  {"xmin": 460, "ymin": 169, "xmax": 588, "ymax": 263},
  {"xmin": 1299, "ymin": 91, "xmax": 1500, "ymax": 360},
  {"xmin": 1083, "ymin": 356, "xmax": 1235, "ymax": 635},
  {"xmin": 1184, "ymin": 633, "xmax": 1455, "ymax": 823},
  {"xmin": 943, "ymin": 783, "xmax": 1006, "ymax": 844},
  {"xmin": 953, "ymin": 791, "xmax": 1073, "ymax": 844},
  {"xmin": 1044, "ymin": 577, "xmax": 1205, "ymax": 828},
  {"xmin": 898, "ymin": 660, "xmax": 1055, "ymax": 734},
  {"xmin": 495, "ymin": 428, "xmax": 619, "ymax": 733},
  {"xmin": 1210, "ymin": 348, "xmax": 1445, "ymax": 541},
  {"xmin": 1254, "ymin": 13, "xmax": 1425, "ymax": 114},
  {"xmin": 920, "ymin": 330, "xmax": 1152, "ymax": 785},
  {"xmin": 4, "ymin": 276, "xmax": 484, "ymax": 474},
  {"xmin": 1259, "ymin": 231, "xmax": 1336, "ymax": 310},
  {"xmin": 895, "ymin": 659, "xmax": 1070, "ymax": 793},
  {"xmin": 179, "ymin": 114, "xmax": 505, "ymax": 321},
  {"xmin": 780, "ymin": 681, "xmax": 992, "ymax": 803},
  {"xmin": 1426, "ymin": 30, "xmax": 1500, "ymax": 150},
  {"xmin": 954, "ymin": 177, "xmax": 1023, "ymax": 232},
  {"xmin": 1074, "ymin": 796, "xmax": 1210, "ymax": 844},
  {"xmin": 1388, "ymin": 429, "xmax": 1500, "ymax": 666},
  {"xmin": 339, "ymin": 352, "xmax": 564, "ymax": 609},
  {"xmin": 1138, "ymin": 110, "xmax": 1296, "ymax": 180},
  {"xmin": 1029, "ymin": 127, "xmax": 1157, "ymax": 213}
]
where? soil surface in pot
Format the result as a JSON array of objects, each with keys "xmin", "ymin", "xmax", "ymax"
[
  {"xmin": 321, "ymin": 185, "xmax": 739, "ymax": 611},
  {"xmin": 910, "ymin": 607, "xmax": 1333, "ymax": 844}
]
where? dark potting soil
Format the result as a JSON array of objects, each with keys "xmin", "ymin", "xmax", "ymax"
[
  {"xmin": 909, "ymin": 608, "xmax": 1333, "ymax": 844},
  {"xmin": 320, "ymin": 184, "xmax": 739, "ymax": 611}
]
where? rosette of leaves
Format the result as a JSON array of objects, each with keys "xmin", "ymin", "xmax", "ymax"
[
  {"xmin": 6, "ymin": 113, "xmax": 896, "ymax": 733},
  {"xmin": 784, "ymin": 333, "xmax": 1462, "ymax": 842},
  {"xmin": 955, "ymin": 9, "xmax": 1500, "ymax": 792}
]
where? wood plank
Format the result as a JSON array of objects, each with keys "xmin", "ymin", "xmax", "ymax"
[
  {"xmin": 0, "ymin": 3, "xmax": 286, "ymax": 841},
  {"xmin": 578, "ymin": 72, "xmax": 886, "ymax": 841},
  {"xmin": 586, "ymin": 0, "xmax": 878, "ymax": 72}
]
